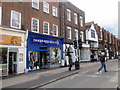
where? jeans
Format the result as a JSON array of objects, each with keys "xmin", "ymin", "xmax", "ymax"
[{"xmin": 98, "ymin": 62, "xmax": 107, "ymax": 71}]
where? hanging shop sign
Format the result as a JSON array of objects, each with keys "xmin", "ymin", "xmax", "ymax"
[{"xmin": 0, "ymin": 34, "xmax": 21, "ymax": 46}]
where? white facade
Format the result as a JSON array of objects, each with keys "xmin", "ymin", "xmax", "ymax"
[
  {"xmin": 80, "ymin": 43, "xmax": 91, "ymax": 61},
  {"xmin": 0, "ymin": 27, "xmax": 27, "ymax": 75},
  {"xmin": 83, "ymin": 22, "xmax": 99, "ymax": 61},
  {"xmin": 86, "ymin": 24, "xmax": 98, "ymax": 44}
]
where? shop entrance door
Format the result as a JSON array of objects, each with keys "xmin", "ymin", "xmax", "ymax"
[
  {"xmin": 8, "ymin": 52, "xmax": 17, "ymax": 74},
  {"xmin": 40, "ymin": 51, "xmax": 50, "ymax": 68}
]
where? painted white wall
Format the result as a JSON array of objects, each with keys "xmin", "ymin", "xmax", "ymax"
[
  {"xmin": 0, "ymin": 27, "xmax": 27, "ymax": 74},
  {"xmin": 80, "ymin": 47, "xmax": 91, "ymax": 61}
]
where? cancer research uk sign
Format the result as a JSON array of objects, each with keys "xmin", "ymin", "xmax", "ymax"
[{"xmin": 29, "ymin": 36, "xmax": 61, "ymax": 47}]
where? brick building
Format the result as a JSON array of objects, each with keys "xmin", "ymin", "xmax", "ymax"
[
  {"xmin": 59, "ymin": 2, "xmax": 85, "ymax": 64},
  {"xmin": 0, "ymin": 1, "xmax": 64, "ymax": 75}
]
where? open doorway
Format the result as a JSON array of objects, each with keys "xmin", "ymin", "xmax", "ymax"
[{"xmin": 8, "ymin": 52, "xmax": 17, "ymax": 74}]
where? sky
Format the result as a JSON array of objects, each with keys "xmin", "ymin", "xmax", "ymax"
[{"xmin": 68, "ymin": 0, "xmax": 119, "ymax": 37}]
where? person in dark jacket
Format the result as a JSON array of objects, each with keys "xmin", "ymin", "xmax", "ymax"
[
  {"xmin": 68, "ymin": 54, "xmax": 73, "ymax": 71},
  {"xmin": 98, "ymin": 52, "xmax": 108, "ymax": 72}
]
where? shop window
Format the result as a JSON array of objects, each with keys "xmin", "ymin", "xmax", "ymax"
[
  {"xmin": 50, "ymin": 48, "xmax": 61, "ymax": 65},
  {"xmin": 32, "ymin": 0, "xmax": 39, "ymax": 9},
  {"xmin": 43, "ymin": 21, "xmax": 49, "ymax": 35},
  {"xmin": 74, "ymin": 13, "xmax": 78, "ymax": 24},
  {"xmin": 29, "ymin": 51, "xmax": 40, "ymax": 70},
  {"xmin": 0, "ymin": 48, "xmax": 8, "ymax": 76},
  {"xmin": 67, "ymin": 26, "xmax": 71, "ymax": 39},
  {"xmin": 11, "ymin": 10, "xmax": 21, "ymax": 29},
  {"xmin": 52, "ymin": 6, "xmax": 58, "ymax": 17},
  {"xmin": 67, "ymin": 9, "xmax": 71, "ymax": 21},
  {"xmin": 52, "ymin": 24, "xmax": 58, "ymax": 36},
  {"xmin": 43, "ymin": 1, "xmax": 49, "ymax": 14},
  {"xmin": 31, "ymin": 18, "xmax": 39, "ymax": 33}
]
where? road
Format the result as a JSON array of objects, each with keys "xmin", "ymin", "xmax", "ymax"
[{"xmin": 39, "ymin": 60, "xmax": 118, "ymax": 89}]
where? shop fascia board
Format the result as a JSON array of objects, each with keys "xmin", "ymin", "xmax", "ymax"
[{"xmin": 0, "ymin": 26, "xmax": 26, "ymax": 34}]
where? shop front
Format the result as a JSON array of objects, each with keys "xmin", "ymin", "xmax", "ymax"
[
  {"xmin": 0, "ymin": 27, "xmax": 27, "ymax": 76},
  {"xmin": 27, "ymin": 32, "xmax": 64, "ymax": 71}
]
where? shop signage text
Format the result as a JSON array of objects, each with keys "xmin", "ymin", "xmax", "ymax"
[
  {"xmin": 30, "ymin": 36, "xmax": 61, "ymax": 46},
  {"xmin": 0, "ymin": 34, "xmax": 21, "ymax": 46}
]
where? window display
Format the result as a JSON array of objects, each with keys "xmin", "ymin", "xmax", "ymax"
[
  {"xmin": 0, "ymin": 48, "xmax": 8, "ymax": 76},
  {"xmin": 50, "ymin": 48, "xmax": 61, "ymax": 65},
  {"xmin": 29, "ymin": 51, "xmax": 40, "ymax": 70}
]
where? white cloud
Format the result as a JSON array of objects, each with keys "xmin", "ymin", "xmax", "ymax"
[{"xmin": 68, "ymin": 0, "xmax": 119, "ymax": 37}]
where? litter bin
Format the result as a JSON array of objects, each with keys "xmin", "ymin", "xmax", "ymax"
[{"xmin": 75, "ymin": 61, "xmax": 80, "ymax": 70}]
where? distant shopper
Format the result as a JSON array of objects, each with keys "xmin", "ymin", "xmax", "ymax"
[
  {"xmin": 98, "ymin": 52, "xmax": 108, "ymax": 72},
  {"xmin": 68, "ymin": 54, "xmax": 73, "ymax": 71},
  {"xmin": 91, "ymin": 54, "xmax": 94, "ymax": 62}
]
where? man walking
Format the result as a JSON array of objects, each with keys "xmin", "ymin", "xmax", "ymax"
[
  {"xmin": 98, "ymin": 52, "xmax": 108, "ymax": 72},
  {"xmin": 68, "ymin": 54, "xmax": 73, "ymax": 71}
]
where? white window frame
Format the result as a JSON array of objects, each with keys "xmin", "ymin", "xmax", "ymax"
[
  {"xmin": 32, "ymin": 0, "xmax": 39, "ymax": 9},
  {"xmin": 74, "ymin": 13, "xmax": 78, "ymax": 24},
  {"xmin": 67, "ymin": 26, "xmax": 71, "ymax": 39},
  {"xmin": 31, "ymin": 18, "xmax": 39, "ymax": 33},
  {"xmin": 43, "ymin": 21, "xmax": 49, "ymax": 35},
  {"xmin": 10, "ymin": 10, "xmax": 21, "ymax": 29},
  {"xmin": 80, "ymin": 16, "xmax": 83, "ymax": 27},
  {"xmin": 75, "ymin": 29, "xmax": 78, "ymax": 40},
  {"xmin": 43, "ymin": 1, "xmax": 49, "ymax": 14},
  {"xmin": 81, "ymin": 31, "xmax": 84, "ymax": 42},
  {"xmin": 52, "ymin": 24, "xmax": 58, "ymax": 36},
  {"xmin": 67, "ymin": 9, "xmax": 71, "ymax": 21},
  {"xmin": 52, "ymin": 6, "xmax": 58, "ymax": 17},
  {"xmin": 0, "ymin": 7, "xmax": 2, "ymax": 25}
]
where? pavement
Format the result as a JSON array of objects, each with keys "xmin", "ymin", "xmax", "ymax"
[{"xmin": 1, "ymin": 59, "xmax": 117, "ymax": 89}]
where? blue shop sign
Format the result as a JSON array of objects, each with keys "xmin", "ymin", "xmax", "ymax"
[{"xmin": 29, "ymin": 36, "xmax": 62, "ymax": 47}]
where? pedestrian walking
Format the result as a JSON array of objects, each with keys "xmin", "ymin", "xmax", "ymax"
[
  {"xmin": 68, "ymin": 54, "xmax": 73, "ymax": 71},
  {"xmin": 98, "ymin": 52, "xmax": 108, "ymax": 72}
]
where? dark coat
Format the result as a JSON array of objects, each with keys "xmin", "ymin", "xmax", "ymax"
[
  {"xmin": 69, "ymin": 57, "xmax": 73, "ymax": 65},
  {"xmin": 99, "ymin": 55, "xmax": 105, "ymax": 62}
]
